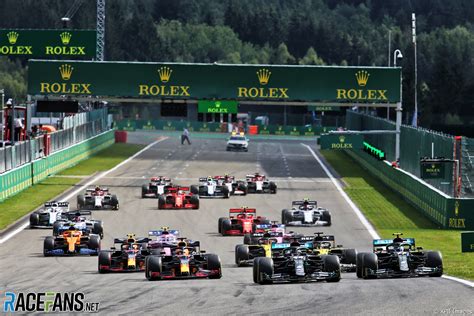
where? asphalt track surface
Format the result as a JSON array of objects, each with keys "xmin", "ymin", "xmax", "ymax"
[{"xmin": 0, "ymin": 131, "xmax": 472, "ymax": 315}]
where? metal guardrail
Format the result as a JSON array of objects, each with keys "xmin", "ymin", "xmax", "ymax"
[{"xmin": 0, "ymin": 118, "xmax": 107, "ymax": 174}]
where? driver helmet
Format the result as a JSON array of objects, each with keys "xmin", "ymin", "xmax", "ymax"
[
  {"xmin": 178, "ymin": 190, "xmax": 183, "ymax": 195},
  {"xmin": 95, "ymin": 186, "xmax": 101, "ymax": 192},
  {"xmin": 132, "ymin": 244, "xmax": 140, "ymax": 251},
  {"xmin": 74, "ymin": 215, "xmax": 82, "ymax": 222},
  {"xmin": 392, "ymin": 243, "xmax": 403, "ymax": 252}
]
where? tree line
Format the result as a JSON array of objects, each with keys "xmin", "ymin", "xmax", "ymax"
[{"xmin": 0, "ymin": 0, "xmax": 473, "ymax": 127}]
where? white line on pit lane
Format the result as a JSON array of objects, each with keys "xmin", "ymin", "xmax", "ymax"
[{"xmin": 0, "ymin": 137, "xmax": 168, "ymax": 244}]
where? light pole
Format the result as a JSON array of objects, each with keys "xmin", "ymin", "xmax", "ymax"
[
  {"xmin": 0, "ymin": 89, "xmax": 4, "ymax": 144},
  {"xmin": 393, "ymin": 49, "xmax": 403, "ymax": 161}
]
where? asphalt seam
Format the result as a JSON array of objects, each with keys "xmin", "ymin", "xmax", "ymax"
[{"xmin": 0, "ymin": 137, "xmax": 167, "ymax": 244}]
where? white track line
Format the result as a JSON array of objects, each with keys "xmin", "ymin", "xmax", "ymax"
[
  {"xmin": 0, "ymin": 137, "xmax": 167, "ymax": 244},
  {"xmin": 301, "ymin": 143, "xmax": 380, "ymax": 239},
  {"xmin": 302, "ymin": 144, "xmax": 474, "ymax": 288}
]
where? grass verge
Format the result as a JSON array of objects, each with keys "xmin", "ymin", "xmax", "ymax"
[
  {"xmin": 0, "ymin": 143, "xmax": 144, "ymax": 230},
  {"xmin": 321, "ymin": 150, "xmax": 473, "ymax": 280}
]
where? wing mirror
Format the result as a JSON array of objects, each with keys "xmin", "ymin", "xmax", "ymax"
[{"xmin": 336, "ymin": 244, "xmax": 343, "ymax": 248}]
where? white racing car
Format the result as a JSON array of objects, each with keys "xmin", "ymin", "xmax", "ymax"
[
  {"xmin": 281, "ymin": 199, "xmax": 331, "ymax": 226},
  {"xmin": 191, "ymin": 177, "xmax": 230, "ymax": 198},
  {"xmin": 77, "ymin": 186, "xmax": 119, "ymax": 210},
  {"xmin": 30, "ymin": 201, "xmax": 70, "ymax": 228},
  {"xmin": 52, "ymin": 210, "xmax": 104, "ymax": 238}
]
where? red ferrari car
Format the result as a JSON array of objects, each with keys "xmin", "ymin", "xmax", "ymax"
[
  {"xmin": 158, "ymin": 187, "xmax": 199, "ymax": 210},
  {"xmin": 218, "ymin": 208, "xmax": 271, "ymax": 236}
]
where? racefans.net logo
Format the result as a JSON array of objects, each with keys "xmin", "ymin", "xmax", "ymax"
[{"xmin": 3, "ymin": 291, "xmax": 100, "ymax": 313}]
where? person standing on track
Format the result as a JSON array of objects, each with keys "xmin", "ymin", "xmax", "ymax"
[{"xmin": 181, "ymin": 128, "xmax": 191, "ymax": 145}]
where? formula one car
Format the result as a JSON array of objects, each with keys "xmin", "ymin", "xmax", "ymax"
[
  {"xmin": 243, "ymin": 223, "xmax": 288, "ymax": 244},
  {"xmin": 303, "ymin": 233, "xmax": 357, "ymax": 272},
  {"xmin": 214, "ymin": 175, "xmax": 248, "ymax": 195},
  {"xmin": 147, "ymin": 227, "xmax": 181, "ymax": 256},
  {"xmin": 226, "ymin": 132, "xmax": 249, "ymax": 152},
  {"xmin": 141, "ymin": 176, "xmax": 173, "ymax": 198},
  {"xmin": 98, "ymin": 234, "xmax": 153, "ymax": 273},
  {"xmin": 158, "ymin": 186, "xmax": 199, "ymax": 209},
  {"xmin": 145, "ymin": 239, "xmax": 222, "ymax": 280},
  {"xmin": 52, "ymin": 210, "xmax": 104, "ymax": 238},
  {"xmin": 43, "ymin": 225, "xmax": 101, "ymax": 256},
  {"xmin": 281, "ymin": 199, "xmax": 331, "ymax": 226},
  {"xmin": 235, "ymin": 233, "xmax": 276, "ymax": 266},
  {"xmin": 77, "ymin": 186, "xmax": 119, "ymax": 210},
  {"xmin": 356, "ymin": 233, "xmax": 443, "ymax": 279},
  {"xmin": 246, "ymin": 173, "xmax": 277, "ymax": 194},
  {"xmin": 218, "ymin": 207, "xmax": 271, "ymax": 236},
  {"xmin": 29, "ymin": 201, "xmax": 70, "ymax": 228},
  {"xmin": 190, "ymin": 177, "xmax": 230, "ymax": 198},
  {"xmin": 253, "ymin": 240, "xmax": 341, "ymax": 284}
]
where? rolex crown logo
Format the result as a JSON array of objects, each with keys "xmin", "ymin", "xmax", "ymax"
[
  {"xmin": 339, "ymin": 135, "xmax": 345, "ymax": 143},
  {"xmin": 59, "ymin": 64, "xmax": 74, "ymax": 80},
  {"xmin": 60, "ymin": 32, "xmax": 72, "ymax": 45},
  {"xmin": 256, "ymin": 69, "xmax": 271, "ymax": 85},
  {"xmin": 158, "ymin": 66, "xmax": 172, "ymax": 83},
  {"xmin": 7, "ymin": 31, "xmax": 19, "ymax": 44},
  {"xmin": 355, "ymin": 70, "xmax": 370, "ymax": 87},
  {"xmin": 215, "ymin": 101, "xmax": 221, "ymax": 108}
]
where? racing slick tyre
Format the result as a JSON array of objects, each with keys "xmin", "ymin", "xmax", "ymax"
[
  {"xmin": 158, "ymin": 195, "xmax": 166, "ymax": 209},
  {"xmin": 281, "ymin": 209, "xmax": 291, "ymax": 224},
  {"xmin": 206, "ymin": 254, "xmax": 222, "ymax": 279},
  {"xmin": 190, "ymin": 185, "xmax": 199, "ymax": 195},
  {"xmin": 218, "ymin": 217, "xmax": 227, "ymax": 234},
  {"xmin": 323, "ymin": 255, "xmax": 341, "ymax": 282},
  {"xmin": 221, "ymin": 219, "xmax": 232, "ymax": 236},
  {"xmin": 243, "ymin": 234, "xmax": 252, "ymax": 245},
  {"xmin": 43, "ymin": 236, "xmax": 55, "ymax": 257},
  {"xmin": 190, "ymin": 195, "xmax": 200, "ymax": 209},
  {"xmin": 269, "ymin": 182, "xmax": 277, "ymax": 194},
  {"xmin": 253, "ymin": 257, "xmax": 261, "ymax": 283},
  {"xmin": 93, "ymin": 221, "xmax": 104, "ymax": 238},
  {"xmin": 146, "ymin": 256, "xmax": 163, "ymax": 280},
  {"xmin": 52, "ymin": 221, "xmax": 62, "ymax": 236},
  {"xmin": 238, "ymin": 183, "xmax": 248, "ymax": 195},
  {"xmin": 111, "ymin": 195, "xmax": 119, "ymax": 210},
  {"xmin": 235, "ymin": 244, "xmax": 250, "ymax": 266},
  {"xmin": 98, "ymin": 251, "xmax": 112, "ymax": 273},
  {"xmin": 141, "ymin": 185, "xmax": 148, "ymax": 198},
  {"xmin": 356, "ymin": 252, "xmax": 366, "ymax": 278},
  {"xmin": 425, "ymin": 251, "xmax": 443, "ymax": 277},
  {"xmin": 321, "ymin": 210, "xmax": 332, "ymax": 226},
  {"xmin": 255, "ymin": 257, "xmax": 273, "ymax": 284},
  {"xmin": 222, "ymin": 186, "xmax": 230, "ymax": 199},
  {"xmin": 88, "ymin": 235, "xmax": 101, "ymax": 255},
  {"xmin": 342, "ymin": 248, "xmax": 358, "ymax": 265},
  {"xmin": 77, "ymin": 194, "xmax": 85, "ymax": 210},
  {"xmin": 29, "ymin": 213, "xmax": 40, "ymax": 227},
  {"xmin": 361, "ymin": 253, "xmax": 378, "ymax": 279}
]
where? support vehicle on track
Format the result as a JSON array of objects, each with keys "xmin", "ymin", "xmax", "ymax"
[
  {"xmin": 145, "ymin": 239, "xmax": 222, "ymax": 280},
  {"xmin": 77, "ymin": 186, "xmax": 119, "ymax": 210},
  {"xmin": 281, "ymin": 199, "xmax": 331, "ymax": 226},
  {"xmin": 158, "ymin": 186, "xmax": 199, "ymax": 209},
  {"xmin": 141, "ymin": 176, "xmax": 173, "ymax": 198},
  {"xmin": 218, "ymin": 208, "xmax": 271, "ymax": 236},
  {"xmin": 356, "ymin": 233, "xmax": 443, "ymax": 279},
  {"xmin": 29, "ymin": 201, "xmax": 70, "ymax": 228}
]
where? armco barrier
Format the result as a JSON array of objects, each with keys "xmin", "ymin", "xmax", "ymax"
[
  {"xmin": 0, "ymin": 130, "xmax": 114, "ymax": 202},
  {"xmin": 345, "ymin": 149, "xmax": 474, "ymax": 229}
]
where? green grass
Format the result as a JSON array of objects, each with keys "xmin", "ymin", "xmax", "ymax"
[
  {"xmin": 0, "ymin": 143, "xmax": 144, "ymax": 230},
  {"xmin": 321, "ymin": 150, "xmax": 474, "ymax": 280}
]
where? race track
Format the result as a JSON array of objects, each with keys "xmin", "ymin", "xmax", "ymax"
[{"xmin": 0, "ymin": 131, "xmax": 472, "ymax": 315}]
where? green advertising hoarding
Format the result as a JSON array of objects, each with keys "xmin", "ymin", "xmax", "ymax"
[
  {"xmin": 320, "ymin": 134, "xmax": 364, "ymax": 150},
  {"xmin": 198, "ymin": 100, "xmax": 238, "ymax": 113},
  {"xmin": 28, "ymin": 60, "xmax": 401, "ymax": 103},
  {"xmin": 0, "ymin": 29, "xmax": 96, "ymax": 58},
  {"xmin": 461, "ymin": 232, "xmax": 474, "ymax": 252}
]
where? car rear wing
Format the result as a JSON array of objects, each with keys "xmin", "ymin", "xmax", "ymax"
[
  {"xmin": 373, "ymin": 238, "xmax": 415, "ymax": 249},
  {"xmin": 256, "ymin": 223, "xmax": 285, "ymax": 230},
  {"xmin": 167, "ymin": 186, "xmax": 190, "ymax": 192},
  {"xmin": 313, "ymin": 235, "xmax": 335, "ymax": 242},
  {"xmin": 114, "ymin": 237, "xmax": 150, "ymax": 244},
  {"xmin": 44, "ymin": 201, "xmax": 69, "ymax": 208},
  {"xmin": 229, "ymin": 208, "xmax": 256, "ymax": 215},
  {"xmin": 292, "ymin": 200, "xmax": 317, "ymax": 206},
  {"xmin": 271, "ymin": 242, "xmax": 313, "ymax": 249},
  {"xmin": 198, "ymin": 177, "xmax": 210, "ymax": 182},
  {"xmin": 148, "ymin": 230, "xmax": 179, "ymax": 237}
]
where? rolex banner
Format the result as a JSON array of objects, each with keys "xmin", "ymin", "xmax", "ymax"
[
  {"xmin": 320, "ymin": 134, "xmax": 364, "ymax": 150},
  {"xmin": 28, "ymin": 60, "xmax": 401, "ymax": 103},
  {"xmin": 0, "ymin": 29, "xmax": 96, "ymax": 58},
  {"xmin": 420, "ymin": 161, "xmax": 446, "ymax": 179}
]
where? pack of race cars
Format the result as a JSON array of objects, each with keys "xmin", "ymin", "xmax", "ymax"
[{"xmin": 32, "ymin": 173, "xmax": 443, "ymax": 283}]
